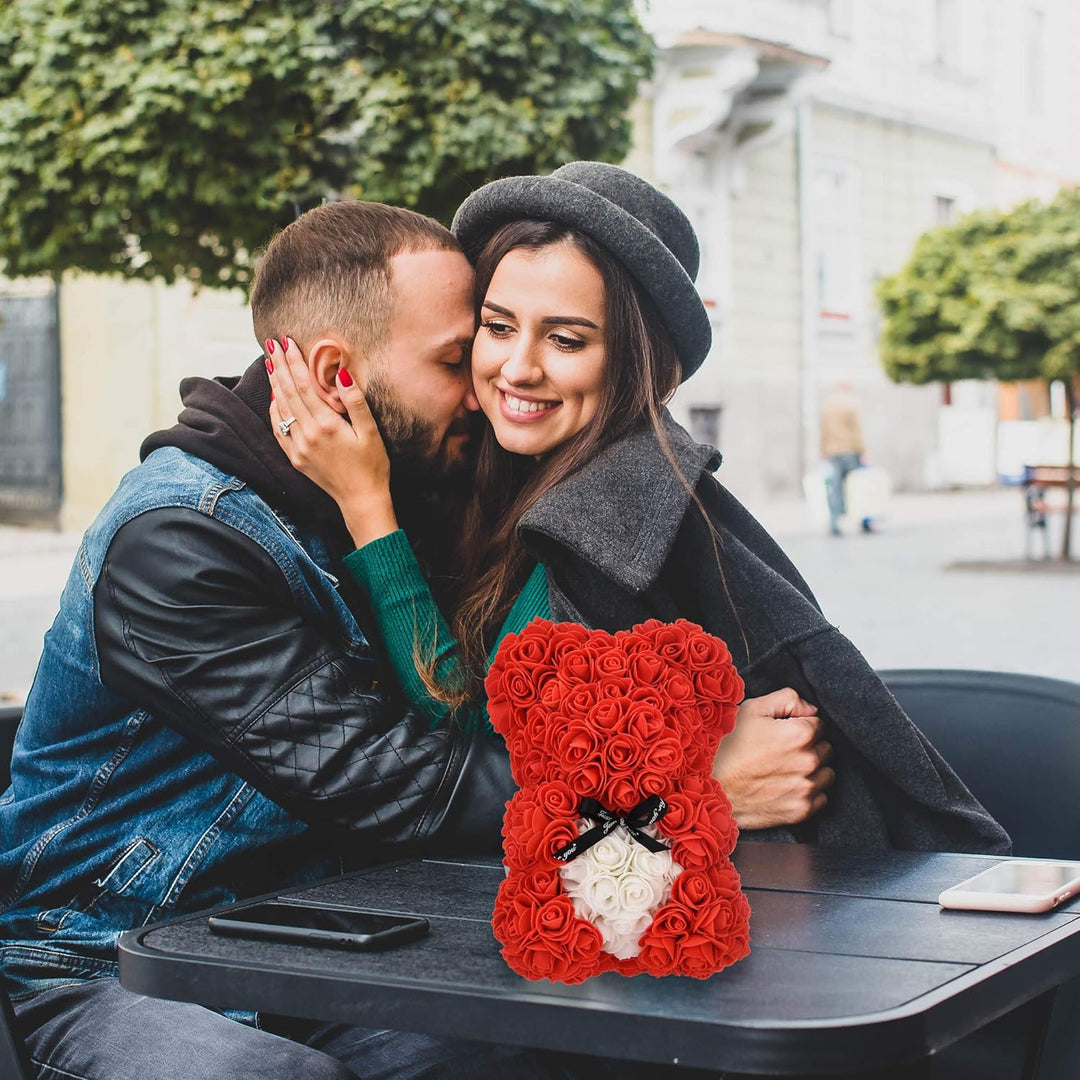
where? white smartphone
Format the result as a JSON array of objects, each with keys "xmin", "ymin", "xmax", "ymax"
[{"xmin": 938, "ymin": 860, "xmax": 1080, "ymax": 913}]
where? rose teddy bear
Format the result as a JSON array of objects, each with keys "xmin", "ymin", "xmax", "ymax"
[{"xmin": 485, "ymin": 617, "xmax": 751, "ymax": 983}]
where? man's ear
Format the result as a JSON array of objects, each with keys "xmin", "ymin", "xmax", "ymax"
[{"xmin": 307, "ymin": 337, "xmax": 363, "ymax": 415}]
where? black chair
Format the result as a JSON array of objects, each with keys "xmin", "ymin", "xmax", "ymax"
[
  {"xmin": 0, "ymin": 704, "xmax": 21, "ymax": 794},
  {"xmin": 879, "ymin": 669, "xmax": 1080, "ymax": 1080},
  {"xmin": 879, "ymin": 669, "xmax": 1080, "ymax": 861},
  {"xmin": 0, "ymin": 707, "xmax": 32, "ymax": 1079}
]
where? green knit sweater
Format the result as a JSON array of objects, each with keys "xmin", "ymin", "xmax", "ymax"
[{"xmin": 342, "ymin": 529, "xmax": 550, "ymax": 730}]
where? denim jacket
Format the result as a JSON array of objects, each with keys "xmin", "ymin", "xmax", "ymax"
[{"xmin": 0, "ymin": 446, "xmax": 511, "ymax": 999}]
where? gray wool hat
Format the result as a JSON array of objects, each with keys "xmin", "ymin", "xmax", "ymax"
[{"xmin": 451, "ymin": 161, "xmax": 712, "ymax": 380}]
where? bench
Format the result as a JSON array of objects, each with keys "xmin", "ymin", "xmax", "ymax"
[{"xmin": 1023, "ymin": 464, "xmax": 1078, "ymax": 558}]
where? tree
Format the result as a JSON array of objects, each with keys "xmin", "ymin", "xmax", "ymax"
[
  {"xmin": 0, "ymin": 0, "xmax": 652, "ymax": 289},
  {"xmin": 877, "ymin": 187, "xmax": 1080, "ymax": 560}
]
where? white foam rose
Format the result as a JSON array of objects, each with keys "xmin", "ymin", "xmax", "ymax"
[
  {"xmin": 580, "ymin": 871, "xmax": 623, "ymax": 920},
  {"xmin": 559, "ymin": 855, "xmax": 591, "ymax": 890},
  {"xmin": 616, "ymin": 870, "xmax": 656, "ymax": 914},
  {"xmin": 557, "ymin": 821, "xmax": 684, "ymax": 960},
  {"xmin": 628, "ymin": 832, "xmax": 675, "ymax": 880},
  {"xmin": 605, "ymin": 912, "xmax": 655, "ymax": 959},
  {"xmin": 584, "ymin": 829, "xmax": 634, "ymax": 875}
]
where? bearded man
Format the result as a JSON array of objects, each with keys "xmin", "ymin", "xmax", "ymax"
[{"xmin": 0, "ymin": 201, "xmax": 583, "ymax": 1080}]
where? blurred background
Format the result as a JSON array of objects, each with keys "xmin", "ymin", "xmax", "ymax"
[{"xmin": 0, "ymin": 0, "xmax": 1076, "ymax": 699}]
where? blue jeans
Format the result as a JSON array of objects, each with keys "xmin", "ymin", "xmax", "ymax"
[
  {"xmin": 14, "ymin": 978, "xmax": 706, "ymax": 1080},
  {"xmin": 826, "ymin": 453, "xmax": 864, "ymax": 532}
]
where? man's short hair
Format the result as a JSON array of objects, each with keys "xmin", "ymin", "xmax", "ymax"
[{"xmin": 251, "ymin": 201, "xmax": 460, "ymax": 359}]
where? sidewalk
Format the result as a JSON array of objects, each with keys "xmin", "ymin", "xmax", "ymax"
[
  {"xmin": 0, "ymin": 486, "xmax": 1076, "ymax": 697},
  {"xmin": 0, "ymin": 524, "xmax": 82, "ymax": 700},
  {"xmin": 0, "ymin": 524, "xmax": 81, "ymax": 598},
  {"xmin": 748, "ymin": 486, "xmax": 1076, "ymax": 682}
]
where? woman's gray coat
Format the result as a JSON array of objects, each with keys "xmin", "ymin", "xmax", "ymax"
[{"xmin": 519, "ymin": 413, "xmax": 1010, "ymax": 854}]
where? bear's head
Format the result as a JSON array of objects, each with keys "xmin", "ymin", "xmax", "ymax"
[{"xmin": 485, "ymin": 618, "xmax": 743, "ymax": 812}]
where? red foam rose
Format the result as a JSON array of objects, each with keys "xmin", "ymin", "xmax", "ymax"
[{"xmin": 585, "ymin": 697, "xmax": 629, "ymax": 734}]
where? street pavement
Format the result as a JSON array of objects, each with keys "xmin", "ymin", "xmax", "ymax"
[
  {"xmin": 753, "ymin": 486, "xmax": 1075, "ymax": 683},
  {"xmin": 0, "ymin": 486, "xmax": 1075, "ymax": 699},
  {"xmin": 0, "ymin": 526, "xmax": 82, "ymax": 702}
]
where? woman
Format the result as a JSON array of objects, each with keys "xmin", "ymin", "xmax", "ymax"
[{"xmin": 268, "ymin": 162, "xmax": 1008, "ymax": 854}]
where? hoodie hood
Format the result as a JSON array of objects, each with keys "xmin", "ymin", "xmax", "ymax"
[{"xmin": 141, "ymin": 355, "xmax": 349, "ymax": 542}]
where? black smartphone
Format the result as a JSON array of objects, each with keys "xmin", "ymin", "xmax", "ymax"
[{"xmin": 207, "ymin": 901, "xmax": 429, "ymax": 951}]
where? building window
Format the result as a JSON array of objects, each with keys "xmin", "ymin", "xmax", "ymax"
[
  {"xmin": 1026, "ymin": 7, "xmax": 1046, "ymax": 112},
  {"xmin": 934, "ymin": 0, "xmax": 962, "ymax": 70},
  {"xmin": 689, "ymin": 406, "xmax": 723, "ymax": 448},
  {"xmin": 814, "ymin": 165, "xmax": 860, "ymax": 322},
  {"xmin": 935, "ymin": 195, "xmax": 957, "ymax": 226}
]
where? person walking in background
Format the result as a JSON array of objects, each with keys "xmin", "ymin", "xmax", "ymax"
[{"xmin": 820, "ymin": 381, "xmax": 870, "ymax": 535}]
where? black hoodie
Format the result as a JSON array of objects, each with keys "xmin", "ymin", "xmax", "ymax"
[
  {"xmin": 141, "ymin": 356, "xmax": 350, "ymax": 549},
  {"xmin": 92, "ymin": 356, "xmax": 513, "ymax": 853}
]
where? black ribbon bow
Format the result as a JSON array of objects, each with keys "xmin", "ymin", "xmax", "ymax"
[{"xmin": 552, "ymin": 795, "xmax": 669, "ymax": 863}]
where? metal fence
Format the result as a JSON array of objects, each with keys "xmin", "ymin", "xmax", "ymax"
[{"xmin": 0, "ymin": 291, "xmax": 62, "ymax": 522}]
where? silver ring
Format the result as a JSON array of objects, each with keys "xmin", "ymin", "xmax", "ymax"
[{"xmin": 278, "ymin": 416, "xmax": 298, "ymax": 437}]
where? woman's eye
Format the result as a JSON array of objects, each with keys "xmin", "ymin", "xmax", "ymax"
[
  {"xmin": 482, "ymin": 320, "xmax": 513, "ymax": 337},
  {"xmin": 551, "ymin": 333, "xmax": 585, "ymax": 351}
]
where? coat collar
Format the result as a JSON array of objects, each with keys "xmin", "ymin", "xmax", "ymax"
[{"xmin": 518, "ymin": 411, "xmax": 721, "ymax": 593}]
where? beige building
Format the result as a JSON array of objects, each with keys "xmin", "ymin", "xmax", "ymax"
[
  {"xmin": 637, "ymin": 0, "xmax": 1080, "ymax": 500},
  {"xmin": 3, "ymin": 0, "xmax": 1079, "ymax": 527},
  {"xmin": 56, "ymin": 277, "xmax": 254, "ymax": 529},
  {"xmin": 0, "ymin": 273, "xmax": 254, "ymax": 530}
]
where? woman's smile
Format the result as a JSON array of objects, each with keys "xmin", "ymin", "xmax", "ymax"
[{"xmin": 498, "ymin": 388, "xmax": 562, "ymax": 421}]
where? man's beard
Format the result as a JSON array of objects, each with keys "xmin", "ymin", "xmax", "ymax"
[
  {"xmin": 364, "ymin": 375, "xmax": 478, "ymax": 599},
  {"xmin": 364, "ymin": 375, "xmax": 473, "ymax": 483}
]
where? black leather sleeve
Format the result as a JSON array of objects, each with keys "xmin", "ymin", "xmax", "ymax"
[{"xmin": 93, "ymin": 507, "xmax": 514, "ymax": 851}]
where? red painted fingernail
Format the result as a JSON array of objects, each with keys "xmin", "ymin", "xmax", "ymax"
[
  {"xmin": 338, "ymin": 367, "xmax": 353, "ymax": 387},
  {"xmin": 280, "ymin": 337, "xmax": 289, "ymax": 351},
  {"xmin": 270, "ymin": 392, "xmax": 275, "ymax": 401},
  {"xmin": 265, "ymin": 338, "xmax": 275, "ymax": 356},
  {"xmin": 264, "ymin": 357, "xmax": 274, "ymax": 374}
]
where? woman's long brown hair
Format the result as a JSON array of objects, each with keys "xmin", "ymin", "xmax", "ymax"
[{"xmin": 420, "ymin": 218, "xmax": 715, "ymax": 711}]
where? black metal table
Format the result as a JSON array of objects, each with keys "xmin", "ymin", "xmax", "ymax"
[{"xmin": 117, "ymin": 843, "xmax": 1080, "ymax": 1077}]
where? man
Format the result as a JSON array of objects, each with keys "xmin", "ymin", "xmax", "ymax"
[
  {"xmin": 0, "ymin": 201, "xmax": 576, "ymax": 1080},
  {"xmin": 1, "ymin": 199, "xmax": 828, "ymax": 1079},
  {"xmin": 820, "ymin": 381, "xmax": 870, "ymax": 536}
]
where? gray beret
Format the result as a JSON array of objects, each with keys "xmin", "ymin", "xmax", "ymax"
[{"xmin": 452, "ymin": 161, "xmax": 712, "ymax": 381}]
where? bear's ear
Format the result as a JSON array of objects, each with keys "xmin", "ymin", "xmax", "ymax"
[
  {"xmin": 486, "ymin": 685, "xmax": 512, "ymax": 738},
  {"xmin": 484, "ymin": 631, "xmax": 516, "ymax": 701},
  {"xmin": 489, "ymin": 696, "xmax": 543, "ymax": 744},
  {"xmin": 630, "ymin": 618, "xmax": 665, "ymax": 643},
  {"xmin": 484, "ymin": 632, "xmax": 519, "ymax": 738}
]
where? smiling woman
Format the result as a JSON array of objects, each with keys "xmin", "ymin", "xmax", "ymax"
[
  {"xmin": 472, "ymin": 242, "xmax": 607, "ymax": 458},
  {"xmin": 448, "ymin": 207, "xmax": 690, "ymax": 699}
]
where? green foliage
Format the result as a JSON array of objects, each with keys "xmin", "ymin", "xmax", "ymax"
[
  {"xmin": 877, "ymin": 187, "xmax": 1080, "ymax": 386},
  {"xmin": 0, "ymin": 0, "xmax": 652, "ymax": 288}
]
